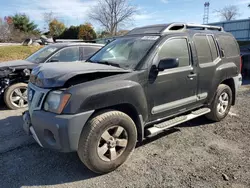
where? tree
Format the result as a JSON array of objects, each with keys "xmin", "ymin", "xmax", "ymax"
[
  {"xmin": 89, "ymin": 0, "xmax": 137, "ymax": 36},
  {"xmin": 43, "ymin": 11, "xmax": 55, "ymax": 31},
  {"xmin": 214, "ymin": 5, "xmax": 240, "ymax": 21},
  {"xmin": 97, "ymin": 30, "xmax": 111, "ymax": 38},
  {"xmin": 49, "ymin": 19, "xmax": 66, "ymax": 37},
  {"xmin": 59, "ymin": 26, "xmax": 79, "ymax": 39},
  {"xmin": 78, "ymin": 23, "xmax": 97, "ymax": 40},
  {"xmin": 11, "ymin": 13, "xmax": 38, "ymax": 33}
]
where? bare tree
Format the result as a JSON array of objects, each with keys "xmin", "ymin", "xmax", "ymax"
[
  {"xmin": 0, "ymin": 18, "xmax": 12, "ymax": 42},
  {"xmin": 43, "ymin": 11, "xmax": 55, "ymax": 31},
  {"xmin": 214, "ymin": 5, "xmax": 240, "ymax": 21},
  {"xmin": 89, "ymin": 0, "xmax": 137, "ymax": 36}
]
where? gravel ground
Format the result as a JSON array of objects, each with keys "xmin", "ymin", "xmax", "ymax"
[{"xmin": 0, "ymin": 86, "xmax": 250, "ymax": 188}]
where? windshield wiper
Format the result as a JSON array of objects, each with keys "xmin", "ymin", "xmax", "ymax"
[{"xmin": 96, "ymin": 61, "xmax": 121, "ymax": 68}]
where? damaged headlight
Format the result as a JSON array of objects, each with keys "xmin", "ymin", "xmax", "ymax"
[{"xmin": 43, "ymin": 90, "xmax": 71, "ymax": 114}]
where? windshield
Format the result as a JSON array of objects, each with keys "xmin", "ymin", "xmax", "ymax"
[
  {"xmin": 26, "ymin": 46, "xmax": 59, "ymax": 63},
  {"xmin": 89, "ymin": 36, "xmax": 159, "ymax": 69}
]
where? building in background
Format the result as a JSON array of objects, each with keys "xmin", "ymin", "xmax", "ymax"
[
  {"xmin": 209, "ymin": 19, "xmax": 250, "ymax": 80},
  {"xmin": 209, "ymin": 19, "xmax": 250, "ymax": 42}
]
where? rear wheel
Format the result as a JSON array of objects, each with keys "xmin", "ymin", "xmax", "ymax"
[
  {"xmin": 77, "ymin": 110, "xmax": 137, "ymax": 174},
  {"xmin": 4, "ymin": 83, "xmax": 28, "ymax": 110},
  {"xmin": 206, "ymin": 84, "xmax": 232, "ymax": 122}
]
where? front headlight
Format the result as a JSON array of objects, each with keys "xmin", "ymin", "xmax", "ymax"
[{"xmin": 43, "ymin": 90, "xmax": 71, "ymax": 114}]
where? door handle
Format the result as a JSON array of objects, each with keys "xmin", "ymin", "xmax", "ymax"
[
  {"xmin": 188, "ymin": 73, "xmax": 197, "ymax": 78},
  {"xmin": 187, "ymin": 73, "xmax": 197, "ymax": 79}
]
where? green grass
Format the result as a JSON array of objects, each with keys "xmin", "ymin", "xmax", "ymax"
[{"xmin": 0, "ymin": 45, "xmax": 42, "ymax": 62}]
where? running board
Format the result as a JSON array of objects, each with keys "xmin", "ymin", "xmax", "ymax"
[{"xmin": 146, "ymin": 108, "xmax": 211, "ymax": 136}]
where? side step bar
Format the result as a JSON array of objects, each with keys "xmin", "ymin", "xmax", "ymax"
[{"xmin": 146, "ymin": 108, "xmax": 211, "ymax": 136}]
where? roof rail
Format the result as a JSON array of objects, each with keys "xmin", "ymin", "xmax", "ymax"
[{"xmin": 164, "ymin": 23, "xmax": 224, "ymax": 32}]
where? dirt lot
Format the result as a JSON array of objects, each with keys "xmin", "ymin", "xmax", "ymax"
[{"xmin": 0, "ymin": 87, "xmax": 250, "ymax": 188}]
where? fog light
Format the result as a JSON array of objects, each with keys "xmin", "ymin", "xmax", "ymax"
[{"xmin": 44, "ymin": 129, "xmax": 56, "ymax": 145}]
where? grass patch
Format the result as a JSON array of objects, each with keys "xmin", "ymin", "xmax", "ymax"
[{"xmin": 0, "ymin": 46, "xmax": 43, "ymax": 62}]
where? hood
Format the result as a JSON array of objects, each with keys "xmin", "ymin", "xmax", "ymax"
[
  {"xmin": 0, "ymin": 59, "xmax": 36, "ymax": 70},
  {"xmin": 30, "ymin": 62, "xmax": 131, "ymax": 88}
]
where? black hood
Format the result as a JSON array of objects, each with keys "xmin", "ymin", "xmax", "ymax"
[
  {"xmin": 0, "ymin": 59, "xmax": 36, "ymax": 69},
  {"xmin": 30, "ymin": 62, "xmax": 131, "ymax": 88}
]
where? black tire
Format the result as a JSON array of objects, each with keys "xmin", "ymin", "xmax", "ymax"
[
  {"xmin": 77, "ymin": 110, "xmax": 137, "ymax": 174},
  {"xmin": 206, "ymin": 84, "xmax": 232, "ymax": 122},
  {"xmin": 4, "ymin": 83, "xmax": 28, "ymax": 110}
]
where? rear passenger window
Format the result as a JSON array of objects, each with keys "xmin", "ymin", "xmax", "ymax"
[
  {"xmin": 218, "ymin": 36, "xmax": 239, "ymax": 57},
  {"xmin": 194, "ymin": 35, "xmax": 212, "ymax": 64},
  {"xmin": 82, "ymin": 47, "xmax": 100, "ymax": 60},
  {"xmin": 158, "ymin": 38, "xmax": 190, "ymax": 67},
  {"xmin": 207, "ymin": 35, "xmax": 219, "ymax": 61}
]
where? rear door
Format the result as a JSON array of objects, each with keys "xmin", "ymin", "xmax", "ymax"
[
  {"xmin": 193, "ymin": 34, "xmax": 221, "ymax": 102},
  {"xmin": 46, "ymin": 46, "xmax": 80, "ymax": 63}
]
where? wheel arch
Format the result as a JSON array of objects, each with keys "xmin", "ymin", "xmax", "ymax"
[
  {"xmin": 90, "ymin": 103, "xmax": 145, "ymax": 142},
  {"xmin": 221, "ymin": 78, "xmax": 236, "ymax": 105}
]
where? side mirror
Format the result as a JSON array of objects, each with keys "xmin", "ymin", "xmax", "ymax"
[
  {"xmin": 158, "ymin": 58, "xmax": 179, "ymax": 71},
  {"xmin": 49, "ymin": 59, "xmax": 59, "ymax": 62}
]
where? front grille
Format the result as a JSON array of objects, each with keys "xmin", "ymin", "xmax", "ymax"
[
  {"xmin": 28, "ymin": 83, "xmax": 50, "ymax": 116},
  {"xmin": 37, "ymin": 93, "xmax": 45, "ymax": 107}
]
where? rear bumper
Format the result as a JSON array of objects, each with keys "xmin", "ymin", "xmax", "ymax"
[
  {"xmin": 233, "ymin": 74, "xmax": 242, "ymax": 95},
  {"xmin": 23, "ymin": 110, "xmax": 94, "ymax": 152}
]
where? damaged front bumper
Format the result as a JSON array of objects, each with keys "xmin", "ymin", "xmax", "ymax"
[
  {"xmin": 22, "ymin": 109, "xmax": 94, "ymax": 152},
  {"xmin": 0, "ymin": 78, "xmax": 10, "ymax": 96}
]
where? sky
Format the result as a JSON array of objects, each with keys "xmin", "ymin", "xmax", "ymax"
[{"xmin": 0, "ymin": 0, "xmax": 249, "ymax": 31}]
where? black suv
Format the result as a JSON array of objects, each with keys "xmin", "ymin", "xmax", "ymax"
[
  {"xmin": 23, "ymin": 23, "xmax": 242, "ymax": 174},
  {"xmin": 0, "ymin": 43, "xmax": 103, "ymax": 109}
]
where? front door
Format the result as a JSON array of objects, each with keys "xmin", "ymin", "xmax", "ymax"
[{"xmin": 148, "ymin": 36, "xmax": 198, "ymax": 121}]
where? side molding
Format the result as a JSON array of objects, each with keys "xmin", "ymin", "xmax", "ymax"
[{"xmin": 151, "ymin": 93, "xmax": 208, "ymax": 115}]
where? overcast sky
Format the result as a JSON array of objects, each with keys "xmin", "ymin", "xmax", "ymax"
[{"xmin": 0, "ymin": 0, "xmax": 249, "ymax": 31}]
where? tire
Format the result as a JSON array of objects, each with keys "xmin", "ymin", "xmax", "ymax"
[
  {"xmin": 77, "ymin": 110, "xmax": 137, "ymax": 174},
  {"xmin": 206, "ymin": 84, "xmax": 232, "ymax": 122},
  {"xmin": 4, "ymin": 83, "xmax": 28, "ymax": 110}
]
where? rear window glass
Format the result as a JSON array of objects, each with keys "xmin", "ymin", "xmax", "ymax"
[
  {"xmin": 218, "ymin": 36, "xmax": 239, "ymax": 57},
  {"xmin": 194, "ymin": 35, "xmax": 213, "ymax": 64},
  {"xmin": 207, "ymin": 35, "xmax": 219, "ymax": 61}
]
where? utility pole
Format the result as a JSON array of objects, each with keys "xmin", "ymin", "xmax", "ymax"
[{"xmin": 203, "ymin": 2, "xmax": 210, "ymax": 24}]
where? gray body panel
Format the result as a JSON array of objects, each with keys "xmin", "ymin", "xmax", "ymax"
[
  {"xmin": 0, "ymin": 60, "xmax": 36, "ymax": 69},
  {"xmin": 30, "ymin": 110, "xmax": 93, "ymax": 152}
]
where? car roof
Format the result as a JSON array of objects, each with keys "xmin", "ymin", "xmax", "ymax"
[
  {"xmin": 126, "ymin": 23, "xmax": 224, "ymax": 36},
  {"xmin": 48, "ymin": 42, "xmax": 104, "ymax": 48}
]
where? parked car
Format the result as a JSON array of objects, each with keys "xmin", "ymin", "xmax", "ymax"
[
  {"xmin": 23, "ymin": 23, "xmax": 242, "ymax": 174},
  {"xmin": 0, "ymin": 43, "xmax": 103, "ymax": 109}
]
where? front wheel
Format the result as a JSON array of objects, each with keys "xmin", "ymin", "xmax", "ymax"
[
  {"xmin": 4, "ymin": 83, "xmax": 28, "ymax": 110},
  {"xmin": 77, "ymin": 110, "xmax": 137, "ymax": 174},
  {"xmin": 206, "ymin": 84, "xmax": 232, "ymax": 122}
]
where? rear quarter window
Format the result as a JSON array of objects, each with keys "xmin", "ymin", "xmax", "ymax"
[
  {"xmin": 193, "ymin": 35, "xmax": 213, "ymax": 64},
  {"xmin": 218, "ymin": 35, "xmax": 239, "ymax": 58}
]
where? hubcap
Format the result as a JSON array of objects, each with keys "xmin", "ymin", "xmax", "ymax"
[
  {"xmin": 10, "ymin": 87, "xmax": 28, "ymax": 108},
  {"xmin": 97, "ymin": 126, "xmax": 128, "ymax": 162},
  {"xmin": 217, "ymin": 92, "xmax": 229, "ymax": 115}
]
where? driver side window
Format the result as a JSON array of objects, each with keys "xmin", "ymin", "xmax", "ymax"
[
  {"xmin": 49, "ymin": 47, "xmax": 80, "ymax": 62},
  {"xmin": 158, "ymin": 38, "xmax": 190, "ymax": 67}
]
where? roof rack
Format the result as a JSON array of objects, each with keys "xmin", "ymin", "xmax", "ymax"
[{"xmin": 164, "ymin": 23, "xmax": 224, "ymax": 32}]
